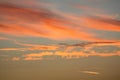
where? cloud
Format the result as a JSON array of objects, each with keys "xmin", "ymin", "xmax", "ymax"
[
  {"xmin": 23, "ymin": 52, "xmax": 53, "ymax": 60},
  {"xmin": 0, "ymin": 40, "xmax": 119, "ymax": 51},
  {"xmin": 80, "ymin": 71, "xmax": 100, "ymax": 75},
  {"xmin": 7, "ymin": 40, "xmax": 119, "ymax": 61},
  {"xmin": 2, "ymin": 50, "xmax": 120, "ymax": 60},
  {"xmin": 16, "ymin": 41, "xmax": 119, "ymax": 60},
  {"xmin": 1, "ymin": 40, "xmax": 119, "ymax": 61},
  {"xmin": 81, "ymin": 16, "xmax": 120, "ymax": 32},
  {"xmin": 0, "ymin": 46, "xmax": 57, "ymax": 51},
  {"xmin": 12, "ymin": 57, "xmax": 20, "ymax": 61},
  {"xmin": 0, "ymin": 2, "xmax": 54, "ymax": 36},
  {"xmin": 60, "ymin": 41, "xmax": 120, "ymax": 47},
  {"xmin": 17, "ymin": 50, "xmax": 120, "ymax": 61},
  {"xmin": 2, "ymin": 40, "xmax": 119, "ymax": 61},
  {"xmin": 0, "ymin": 37, "xmax": 59, "ymax": 51},
  {"xmin": 0, "ymin": 43, "xmax": 58, "ymax": 51},
  {"xmin": 0, "ymin": 1, "xmax": 111, "ymax": 41},
  {"xmin": 0, "ymin": 37, "xmax": 9, "ymax": 40},
  {"xmin": 59, "ymin": 41, "xmax": 120, "ymax": 52},
  {"xmin": 0, "ymin": 0, "xmax": 120, "ymax": 62},
  {"xmin": 75, "ymin": 4, "xmax": 102, "ymax": 13}
]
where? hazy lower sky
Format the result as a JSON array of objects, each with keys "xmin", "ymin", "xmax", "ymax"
[{"xmin": 0, "ymin": 0, "xmax": 120, "ymax": 80}]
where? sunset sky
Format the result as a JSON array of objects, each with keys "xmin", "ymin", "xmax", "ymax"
[{"xmin": 0, "ymin": 0, "xmax": 120, "ymax": 80}]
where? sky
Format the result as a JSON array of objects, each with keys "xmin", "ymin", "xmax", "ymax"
[{"xmin": 0, "ymin": 0, "xmax": 120, "ymax": 80}]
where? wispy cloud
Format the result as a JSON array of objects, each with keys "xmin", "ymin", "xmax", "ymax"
[
  {"xmin": 59, "ymin": 41, "xmax": 120, "ymax": 52},
  {"xmin": 0, "ymin": 0, "xmax": 120, "ymax": 61},
  {"xmin": 1, "ymin": 40, "xmax": 119, "ymax": 61},
  {"xmin": 0, "ymin": 2, "xmax": 98, "ymax": 41},
  {"xmin": 0, "ymin": 40, "xmax": 120, "ymax": 51},
  {"xmin": 75, "ymin": 4, "xmax": 102, "ymax": 13},
  {"xmin": 15, "ymin": 51, "xmax": 119, "ymax": 61},
  {"xmin": 7, "ymin": 40, "xmax": 119, "ymax": 61},
  {"xmin": 1, "ymin": 1, "xmax": 119, "ymax": 41},
  {"xmin": 0, "ymin": 37, "xmax": 9, "ymax": 40},
  {"xmin": 81, "ymin": 16, "xmax": 120, "ymax": 32},
  {"xmin": 18, "ymin": 41, "xmax": 120, "ymax": 60},
  {"xmin": 80, "ymin": 71, "xmax": 100, "ymax": 75},
  {"xmin": 12, "ymin": 57, "xmax": 20, "ymax": 61},
  {"xmin": 0, "ymin": 42, "xmax": 120, "ymax": 61}
]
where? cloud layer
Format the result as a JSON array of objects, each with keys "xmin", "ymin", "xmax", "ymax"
[
  {"xmin": 0, "ymin": 0, "xmax": 120, "ymax": 61},
  {"xmin": 0, "ymin": 1, "xmax": 120, "ymax": 41},
  {"xmin": 0, "ymin": 40, "xmax": 119, "ymax": 61}
]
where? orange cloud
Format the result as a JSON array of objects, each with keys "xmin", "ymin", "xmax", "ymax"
[
  {"xmin": 21, "ymin": 51, "xmax": 120, "ymax": 61},
  {"xmin": 42, "ymin": 19, "xmax": 99, "ymax": 41},
  {"xmin": 0, "ymin": 48, "xmax": 20, "ymax": 51},
  {"xmin": 1, "ymin": 41, "xmax": 119, "ymax": 51},
  {"xmin": 12, "ymin": 57, "xmax": 20, "ymax": 61},
  {"xmin": 0, "ymin": 1, "xmax": 120, "ymax": 42},
  {"xmin": 81, "ymin": 16, "xmax": 120, "ymax": 32},
  {"xmin": 0, "ymin": 2, "xmax": 109, "ymax": 41},
  {"xmin": 24, "ymin": 52, "xmax": 53, "ymax": 60},
  {"xmin": 0, "ymin": 37, "xmax": 9, "ymax": 40},
  {"xmin": 0, "ymin": 45, "xmax": 58, "ymax": 51},
  {"xmin": 3, "ymin": 41, "xmax": 119, "ymax": 61},
  {"xmin": 18, "ymin": 41, "xmax": 120, "ymax": 60},
  {"xmin": 0, "ymin": 24, "xmax": 46, "ymax": 37}
]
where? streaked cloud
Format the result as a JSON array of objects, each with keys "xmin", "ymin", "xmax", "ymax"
[
  {"xmin": 7, "ymin": 41, "xmax": 119, "ymax": 61},
  {"xmin": 12, "ymin": 57, "xmax": 20, "ymax": 61},
  {"xmin": 0, "ymin": 1, "xmax": 119, "ymax": 41},
  {"xmin": 0, "ymin": 40, "xmax": 120, "ymax": 51},
  {"xmin": 80, "ymin": 71, "xmax": 100, "ymax": 75},
  {"xmin": 0, "ymin": 45, "xmax": 58, "ymax": 51},
  {"xmin": 0, "ymin": 37, "xmax": 9, "ymax": 40},
  {"xmin": 0, "ymin": 1, "xmax": 120, "ymax": 80},
  {"xmin": 0, "ymin": 0, "xmax": 120, "ymax": 61},
  {"xmin": 81, "ymin": 16, "xmax": 120, "ymax": 32},
  {"xmin": 11, "ymin": 51, "xmax": 119, "ymax": 61},
  {"xmin": 75, "ymin": 4, "xmax": 102, "ymax": 13},
  {"xmin": 23, "ymin": 52, "xmax": 53, "ymax": 61},
  {"xmin": 0, "ymin": 2, "xmax": 97, "ymax": 41}
]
